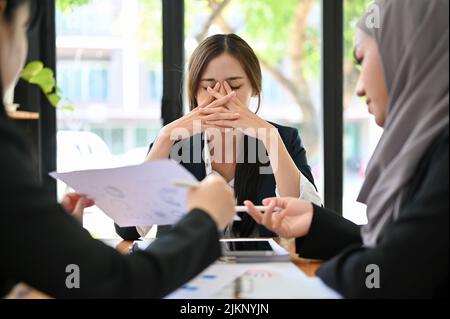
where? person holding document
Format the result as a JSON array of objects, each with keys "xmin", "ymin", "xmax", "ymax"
[
  {"xmin": 245, "ymin": 0, "xmax": 449, "ymax": 298},
  {"xmin": 116, "ymin": 34, "xmax": 322, "ymax": 241},
  {"xmin": 0, "ymin": 0, "xmax": 237, "ymax": 298}
]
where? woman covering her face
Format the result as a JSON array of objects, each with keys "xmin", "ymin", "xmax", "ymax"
[{"xmin": 116, "ymin": 34, "xmax": 322, "ymax": 240}]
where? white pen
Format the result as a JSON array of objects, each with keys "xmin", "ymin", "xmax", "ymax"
[
  {"xmin": 173, "ymin": 180, "xmax": 282, "ymax": 214},
  {"xmin": 173, "ymin": 180, "xmax": 201, "ymax": 189},
  {"xmin": 234, "ymin": 205, "xmax": 281, "ymax": 212}
]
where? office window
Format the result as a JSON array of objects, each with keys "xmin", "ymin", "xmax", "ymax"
[
  {"xmin": 91, "ymin": 127, "xmax": 105, "ymax": 141},
  {"xmin": 135, "ymin": 127, "xmax": 150, "ymax": 148},
  {"xmin": 185, "ymin": 0, "xmax": 324, "ymax": 195},
  {"xmin": 57, "ymin": 65, "xmax": 82, "ymax": 102},
  {"xmin": 111, "ymin": 128, "xmax": 125, "ymax": 154},
  {"xmin": 88, "ymin": 68, "xmax": 109, "ymax": 102},
  {"xmin": 56, "ymin": 0, "xmax": 163, "ymax": 238},
  {"xmin": 57, "ymin": 61, "xmax": 110, "ymax": 103},
  {"xmin": 148, "ymin": 69, "xmax": 163, "ymax": 102},
  {"xmin": 55, "ymin": 0, "xmax": 118, "ymax": 36},
  {"xmin": 343, "ymin": 0, "xmax": 382, "ymax": 224}
]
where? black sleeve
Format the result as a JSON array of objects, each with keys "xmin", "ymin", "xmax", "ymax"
[
  {"xmin": 295, "ymin": 205, "xmax": 362, "ymax": 260},
  {"xmin": 0, "ymin": 133, "xmax": 221, "ymax": 298},
  {"xmin": 316, "ymin": 141, "xmax": 449, "ymax": 298},
  {"xmin": 114, "ymin": 223, "xmax": 141, "ymax": 240},
  {"xmin": 285, "ymin": 128, "xmax": 316, "ymax": 188}
]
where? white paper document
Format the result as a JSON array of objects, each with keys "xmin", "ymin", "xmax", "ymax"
[
  {"xmin": 165, "ymin": 263, "xmax": 248, "ymax": 299},
  {"xmin": 50, "ymin": 160, "xmax": 198, "ymax": 227},
  {"xmin": 214, "ymin": 262, "xmax": 342, "ymax": 299},
  {"xmin": 167, "ymin": 261, "xmax": 341, "ymax": 299}
]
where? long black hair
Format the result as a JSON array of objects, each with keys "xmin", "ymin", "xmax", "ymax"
[
  {"xmin": 3, "ymin": 0, "xmax": 28, "ymax": 20},
  {"xmin": 232, "ymin": 136, "xmax": 266, "ymax": 237}
]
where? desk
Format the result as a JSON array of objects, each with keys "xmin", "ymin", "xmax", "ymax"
[
  {"xmin": 7, "ymin": 111, "xmax": 40, "ymax": 120},
  {"xmin": 5, "ymin": 238, "xmax": 322, "ymax": 299},
  {"xmin": 115, "ymin": 239, "xmax": 323, "ymax": 277}
]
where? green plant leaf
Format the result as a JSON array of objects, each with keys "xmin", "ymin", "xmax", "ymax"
[
  {"xmin": 20, "ymin": 61, "xmax": 44, "ymax": 82},
  {"xmin": 20, "ymin": 60, "xmax": 76, "ymax": 111},
  {"xmin": 62, "ymin": 105, "xmax": 75, "ymax": 112},
  {"xmin": 56, "ymin": 0, "xmax": 92, "ymax": 13},
  {"xmin": 46, "ymin": 93, "xmax": 61, "ymax": 107},
  {"xmin": 29, "ymin": 68, "xmax": 56, "ymax": 94}
]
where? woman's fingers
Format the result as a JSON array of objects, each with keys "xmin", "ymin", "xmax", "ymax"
[
  {"xmin": 197, "ymin": 94, "xmax": 215, "ymax": 109},
  {"xmin": 244, "ymin": 200, "xmax": 264, "ymax": 224},
  {"xmin": 198, "ymin": 83, "xmax": 220, "ymax": 108},
  {"xmin": 262, "ymin": 197, "xmax": 289, "ymax": 209},
  {"xmin": 206, "ymin": 91, "xmax": 236, "ymax": 109},
  {"xmin": 223, "ymin": 83, "xmax": 242, "ymax": 111},
  {"xmin": 207, "ymin": 86, "xmax": 225, "ymax": 100},
  {"xmin": 61, "ymin": 195, "xmax": 75, "ymax": 212},
  {"xmin": 205, "ymin": 86, "xmax": 240, "ymax": 112},
  {"xmin": 245, "ymin": 199, "xmax": 287, "ymax": 234},
  {"xmin": 223, "ymin": 81, "xmax": 233, "ymax": 95},
  {"xmin": 262, "ymin": 197, "xmax": 275, "ymax": 206},
  {"xmin": 62, "ymin": 193, "xmax": 95, "ymax": 212},
  {"xmin": 272, "ymin": 209, "xmax": 286, "ymax": 231},
  {"xmin": 72, "ymin": 198, "xmax": 88, "ymax": 224},
  {"xmin": 200, "ymin": 106, "xmax": 233, "ymax": 115},
  {"xmin": 204, "ymin": 101, "xmax": 239, "ymax": 113},
  {"xmin": 231, "ymin": 96, "xmax": 245, "ymax": 110},
  {"xmin": 262, "ymin": 199, "xmax": 277, "ymax": 227},
  {"xmin": 202, "ymin": 112, "xmax": 240, "ymax": 121},
  {"xmin": 198, "ymin": 96, "xmax": 214, "ymax": 109}
]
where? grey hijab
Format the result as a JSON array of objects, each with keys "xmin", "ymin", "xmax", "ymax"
[{"xmin": 356, "ymin": 0, "xmax": 449, "ymax": 247}]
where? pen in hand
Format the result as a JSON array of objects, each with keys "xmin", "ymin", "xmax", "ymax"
[{"xmin": 174, "ymin": 180, "xmax": 282, "ymax": 216}]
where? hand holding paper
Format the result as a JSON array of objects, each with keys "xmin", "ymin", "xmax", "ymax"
[
  {"xmin": 51, "ymin": 160, "xmax": 200, "ymax": 227},
  {"xmin": 50, "ymin": 160, "xmax": 237, "ymax": 229}
]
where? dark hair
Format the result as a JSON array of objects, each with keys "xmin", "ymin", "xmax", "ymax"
[
  {"xmin": 232, "ymin": 136, "xmax": 266, "ymax": 237},
  {"xmin": 3, "ymin": 0, "xmax": 28, "ymax": 21},
  {"xmin": 188, "ymin": 34, "xmax": 265, "ymax": 237},
  {"xmin": 1, "ymin": 0, "xmax": 30, "ymax": 116},
  {"xmin": 187, "ymin": 33, "xmax": 262, "ymax": 113}
]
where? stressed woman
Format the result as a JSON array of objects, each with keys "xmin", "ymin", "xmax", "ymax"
[{"xmin": 115, "ymin": 34, "xmax": 321, "ymax": 240}]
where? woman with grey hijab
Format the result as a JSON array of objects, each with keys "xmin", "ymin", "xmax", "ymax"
[{"xmin": 245, "ymin": 0, "xmax": 448, "ymax": 298}]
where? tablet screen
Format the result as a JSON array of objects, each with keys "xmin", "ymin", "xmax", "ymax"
[{"xmin": 221, "ymin": 240, "xmax": 274, "ymax": 252}]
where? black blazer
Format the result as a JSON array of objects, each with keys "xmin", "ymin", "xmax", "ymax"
[
  {"xmin": 296, "ymin": 127, "xmax": 449, "ymax": 298},
  {"xmin": 0, "ymin": 116, "xmax": 221, "ymax": 298},
  {"xmin": 115, "ymin": 122, "xmax": 316, "ymax": 240}
]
